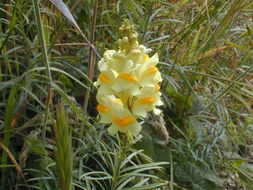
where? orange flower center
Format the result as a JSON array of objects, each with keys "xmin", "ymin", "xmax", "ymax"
[
  {"xmin": 119, "ymin": 73, "xmax": 139, "ymax": 82},
  {"xmin": 114, "ymin": 116, "xmax": 134, "ymax": 126},
  {"xmin": 138, "ymin": 97, "xmax": 155, "ymax": 104},
  {"xmin": 99, "ymin": 74, "xmax": 112, "ymax": 84},
  {"xmin": 97, "ymin": 104, "xmax": 110, "ymax": 113}
]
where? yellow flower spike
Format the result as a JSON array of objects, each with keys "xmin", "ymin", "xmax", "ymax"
[
  {"xmin": 119, "ymin": 73, "xmax": 139, "ymax": 82},
  {"xmin": 99, "ymin": 73, "xmax": 112, "ymax": 84},
  {"xmin": 97, "ymin": 104, "xmax": 110, "ymax": 113},
  {"xmin": 95, "ymin": 20, "xmax": 163, "ymax": 137}
]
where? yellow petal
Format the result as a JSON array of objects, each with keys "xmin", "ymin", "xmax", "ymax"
[
  {"xmin": 143, "ymin": 67, "xmax": 158, "ymax": 75},
  {"xmin": 153, "ymin": 108, "xmax": 161, "ymax": 115},
  {"xmin": 143, "ymin": 53, "xmax": 159, "ymax": 69},
  {"xmin": 132, "ymin": 104, "xmax": 147, "ymax": 117},
  {"xmin": 129, "ymin": 122, "xmax": 142, "ymax": 136}
]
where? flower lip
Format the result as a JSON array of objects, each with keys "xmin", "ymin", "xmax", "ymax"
[
  {"xmin": 138, "ymin": 97, "xmax": 155, "ymax": 104},
  {"xmin": 99, "ymin": 74, "xmax": 112, "ymax": 84},
  {"xmin": 97, "ymin": 104, "xmax": 110, "ymax": 113},
  {"xmin": 143, "ymin": 67, "xmax": 158, "ymax": 75},
  {"xmin": 114, "ymin": 116, "xmax": 135, "ymax": 126},
  {"xmin": 119, "ymin": 73, "xmax": 139, "ymax": 82}
]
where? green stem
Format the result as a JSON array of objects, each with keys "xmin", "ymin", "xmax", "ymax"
[
  {"xmin": 1, "ymin": 85, "xmax": 17, "ymax": 189},
  {"xmin": 32, "ymin": 0, "xmax": 52, "ymax": 83},
  {"xmin": 110, "ymin": 156, "xmax": 121, "ymax": 190},
  {"xmin": 32, "ymin": 0, "xmax": 53, "ymax": 141},
  {"xmin": 110, "ymin": 137, "xmax": 128, "ymax": 190}
]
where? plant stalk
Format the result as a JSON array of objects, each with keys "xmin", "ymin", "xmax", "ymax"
[
  {"xmin": 83, "ymin": 0, "xmax": 98, "ymax": 114},
  {"xmin": 32, "ymin": 0, "xmax": 53, "ymax": 141}
]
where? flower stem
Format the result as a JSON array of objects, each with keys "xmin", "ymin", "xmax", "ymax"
[{"xmin": 110, "ymin": 136, "xmax": 128, "ymax": 190}]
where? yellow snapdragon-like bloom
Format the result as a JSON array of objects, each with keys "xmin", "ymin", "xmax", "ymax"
[
  {"xmin": 95, "ymin": 20, "xmax": 163, "ymax": 137},
  {"xmin": 96, "ymin": 93, "xmax": 141, "ymax": 136},
  {"xmin": 132, "ymin": 86, "xmax": 163, "ymax": 117}
]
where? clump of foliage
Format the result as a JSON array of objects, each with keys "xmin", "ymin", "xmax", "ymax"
[{"xmin": 1, "ymin": 0, "xmax": 253, "ymax": 190}]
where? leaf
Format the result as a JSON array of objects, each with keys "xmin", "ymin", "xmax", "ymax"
[
  {"xmin": 145, "ymin": 35, "xmax": 170, "ymax": 44},
  {"xmin": 0, "ymin": 78, "xmax": 19, "ymax": 91},
  {"xmin": 0, "ymin": 142, "xmax": 25, "ymax": 180},
  {"xmin": 58, "ymin": 74, "xmax": 74, "ymax": 89},
  {"xmin": 48, "ymin": 0, "xmax": 79, "ymax": 32},
  {"xmin": 188, "ymin": 27, "xmax": 201, "ymax": 64},
  {"xmin": 123, "ymin": 182, "xmax": 168, "ymax": 190},
  {"xmin": 1, "ymin": 85, "xmax": 17, "ymax": 165},
  {"xmin": 203, "ymin": 173, "xmax": 224, "ymax": 187}
]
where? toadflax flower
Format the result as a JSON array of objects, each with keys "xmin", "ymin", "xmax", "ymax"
[{"xmin": 95, "ymin": 19, "xmax": 163, "ymax": 137}]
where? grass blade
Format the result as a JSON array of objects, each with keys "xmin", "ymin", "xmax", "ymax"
[{"xmin": 48, "ymin": 0, "xmax": 101, "ymax": 58}]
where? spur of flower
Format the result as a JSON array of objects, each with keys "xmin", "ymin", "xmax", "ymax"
[{"xmin": 94, "ymin": 19, "xmax": 163, "ymax": 137}]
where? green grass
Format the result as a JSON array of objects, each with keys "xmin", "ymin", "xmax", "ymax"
[{"xmin": 1, "ymin": 0, "xmax": 253, "ymax": 189}]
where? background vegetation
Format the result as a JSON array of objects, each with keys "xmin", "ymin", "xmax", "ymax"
[{"xmin": 1, "ymin": 0, "xmax": 253, "ymax": 189}]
